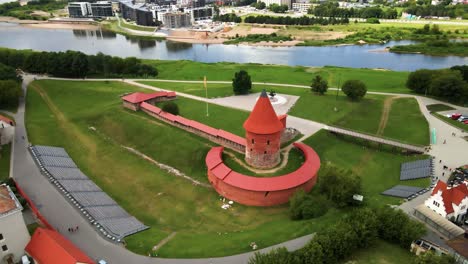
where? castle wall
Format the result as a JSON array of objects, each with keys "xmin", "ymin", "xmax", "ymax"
[{"xmin": 245, "ymin": 131, "xmax": 282, "ymax": 169}]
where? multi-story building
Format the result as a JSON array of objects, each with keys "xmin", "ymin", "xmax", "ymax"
[
  {"xmin": 91, "ymin": 1, "xmax": 113, "ymax": 17},
  {"xmin": 161, "ymin": 12, "xmax": 191, "ymax": 28},
  {"xmin": 69, "ymin": 1, "xmax": 113, "ymax": 18},
  {"xmin": 259, "ymin": 0, "xmax": 291, "ymax": 9},
  {"xmin": 292, "ymin": 2, "xmax": 312, "ymax": 13},
  {"xmin": 0, "ymin": 184, "xmax": 30, "ymax": 264},
  {"xmin": 68, "ymin": 2, "xmax": 92, "ymax": 18},
  {"xmin": 120, "ymin": 1, "xmax": 156, "ymax": 26},
  {"xmin": 189, "ymin": 6, "xmax": 213, "ymax": 21}
]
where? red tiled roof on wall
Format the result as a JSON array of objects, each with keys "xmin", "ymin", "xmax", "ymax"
[{"xmin": 25, "ymin": 227, "xmax": 95, "ymax": 264}]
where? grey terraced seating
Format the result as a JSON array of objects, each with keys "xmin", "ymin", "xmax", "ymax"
[{"xmin": 30, "ymin": 145, "xmax": 149, "ymax": 241}]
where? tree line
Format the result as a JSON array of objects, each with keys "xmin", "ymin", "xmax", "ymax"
[
  {"xmin": 406, "ymin": 65, "xmax": 468, "ymax": 104},
  {"xmin": 404, "ymin": 4, "xmax": 468, "ymax": 19},
  {"xmin": 214, "ymin": 13, "xmax": 242, "ymax": 23},
  {"xmin": 0, "ymin": 49, "xmax": 158, "ymax": 78},
  {"xmin": 309, "ymin": 2, "xmax": 398, "ymax": 19},
  {"xmin": 244, "ymin": 15, "xmax": 349, "ymax": 26},
  {"xmin": 0, "ymin": 0, "xmax": 66, "ymax": 20}
]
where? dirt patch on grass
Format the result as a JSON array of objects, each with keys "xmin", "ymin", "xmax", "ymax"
[
  {"xmin": 377, "ymin": 96, "xmax": 398, "ymax": 136},
  {"xmin": 279, "ymin": 30, "xmax": 353, "ymax": 41}
]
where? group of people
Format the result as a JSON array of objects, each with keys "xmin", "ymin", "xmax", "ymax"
[{"xmin": 68, "ymin": 226, "xmax": 79, "ymax": 233}]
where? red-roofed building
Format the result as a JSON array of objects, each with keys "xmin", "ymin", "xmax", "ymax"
[
  {"xmin": 243, "ymin": 90, "xmax": 286, "ymax": 169},
  {"xmin": 425, "ymin": 180, "xmax": 468, "ymax": 222},
  {"xmin": 25, "ymin": 227, "xmax": 95, "ymax": 264},
  {"xmin": 122, "ymin": 91, "xmax": 176, "ymax": 111},
  {"xmin": 0, "ymin": 114, "xmax": 15, "ymax": 145}
]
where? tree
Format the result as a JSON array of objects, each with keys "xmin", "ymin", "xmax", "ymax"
[
  {"xmin": 162, "ymin": 101, "xmax": 179, "ymax": 115},
  {"xmin": 0, "ymin": 80, "xmax": 21, "ymax": 109},
  {"xmin": 342, "ymin": 208, "xmax": 379, "ymax": 248},
  {"xmin": 289, "ymin": 190, "xmax": 329, "ymax": 220},
  {"xmin": 0, "ymin": 63, "xmax": 20, "ymax": 82},
  {"xmin": 406, "ymin": 69, "xmax": 434, "ymax": 94},
  {"xmin": 232, "ymin": 70, "xmax": 252, "ymax": 95},
  {"xmin": 376, "ymin": 207, "xmax": 426, "ymax": 248},
  {"xmin": 430, "ymin": 70, "xmax": 467, "ymax": 103},
  {"xmin": 450, "ymin": 65, "xmax": 468, "ymax": 82},
  {"xmin": 317, "ymin": 165, "xmax": 361, "ymax": 207},
  {"xmin": 310, "ymin": 75, "xmax": 328, "ymax": 95},
  {"xmin": 341, "ymin": 80, "xmax": 367, "ymax": 101},
  {"xmin": 298, "ymin": 240, "xmax": 323, "ymax": 264}
]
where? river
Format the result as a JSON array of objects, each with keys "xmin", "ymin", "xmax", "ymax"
[{"xmin": 0, "ymin": 22, "xmax": 466, "ymax": 71}]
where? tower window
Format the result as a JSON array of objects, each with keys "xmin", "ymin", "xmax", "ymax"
[
  {"xmin": 2, "ymin": 245, "xmax": 7, "ymax": 252},
  {"xmin": 267, "ymin": 140, "xmax": 270, "ymax": 145},
  {"xmin": 0, "ymin": 234, "xmax": 3, "ymax": 240},
  {"xmin": 264, "ymin": 151, "xmax": 267, "ymax": 154},
  {"xmin": 252, "ymin": 139, "xmax": 255, "ymax": 144}
]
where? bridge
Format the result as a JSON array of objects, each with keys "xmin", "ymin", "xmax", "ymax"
[{"xmin": 325, "ymin": 126, "xmax": 427, "ymax": 154}]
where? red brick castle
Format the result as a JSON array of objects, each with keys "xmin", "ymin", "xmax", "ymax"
[{"xmin": 244, "ymin": 90, "xmax": 286, "ymax": 169}]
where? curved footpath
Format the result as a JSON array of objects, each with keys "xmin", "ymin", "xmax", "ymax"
[{"xmin": 9, "ymin": 75, "xmax": 468, "ymax": 263}]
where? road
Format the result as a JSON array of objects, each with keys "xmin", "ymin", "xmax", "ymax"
[{"xmin": 9, "ymin": 75, "xmax": 468, "ymax": 263}]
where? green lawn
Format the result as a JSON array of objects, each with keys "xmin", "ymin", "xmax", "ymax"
[
  {"xmin": 303, "ymin": 130, "xmax": 430, "ymax": 206},
  {"xmin": 144, "ymin": 61, "xmax": 410, "ymax": 93},
  {"xmin": 426, "ymin": 104, "xmax": 455, "ymax": 112},
  {"xmin": 383, "ymin": 98, "xmax": 429, "ymax": 145},
  {"xmin": 0, "ymin": 143, "xmax": 11, "ymax": 182},
  {"xmin": 119, "ymin": 17, "xmax": 157, "ymax": 32},
  {"xmin": 156, "ymin": 97, "xmax": 249, "ymax": 137},
  {"xmin": 139, "ymin": 82, "xmax": 428, "ymax": 145},
  {"xmin": 343, "ymin": 239, "xmax": 415, "ymax": 264},
  {"xmin": 25, "ymin": 79, "xmax": 430, "ymax": 258}
]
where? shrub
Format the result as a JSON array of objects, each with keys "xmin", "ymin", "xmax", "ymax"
[
  {"xmin": 317, "ymin": 165, "xmax": 362, "ymax": 207},
  {"xmin": 341, "ymin": 80, "xmax": 367, "ymax": 101},
  {"xmin": 310, "ymin": 75, "xmax": 328, "ymax": 95},
  {"xmin": 366, "ymin": 17, "xmax": 380, "ymax": 24},
  {"xmin": 232, "ymin": 70, "xmax": 252, "ymax": 95},
  {"xmin": 162, "ymin": 101, "xmax": 179, "ymax": 115},
  {"xmin": 289, "ymin": 190, "xmax": 329, "ymax": 220}
]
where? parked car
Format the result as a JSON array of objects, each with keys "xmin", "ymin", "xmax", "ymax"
[
  {"xmin": 451, "ymin": 113, "xmax": 462, "ymax": 120},
  {"xmin": 458, "ymin": 116, "xmax": 468, "ymax": 122},
  {"xmin": 464, "ymin": 120, "xmax": 468, "ymax": 125}
]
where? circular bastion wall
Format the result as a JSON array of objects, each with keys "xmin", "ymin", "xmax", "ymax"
[{"xmin": 206, "ymin": 143, "xmax": 321, "ymax": 207}]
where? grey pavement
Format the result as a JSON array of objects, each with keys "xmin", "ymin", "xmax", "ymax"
[{"xmin": 11, "ymin": 75, "xmax": 468, "ymax": 263}]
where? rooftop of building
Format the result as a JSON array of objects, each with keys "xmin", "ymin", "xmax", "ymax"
[
  {"xmin": 0, "ymin": 184, "xmax": 22, "ymax": 217},
  {"xmin": 243, "ymin": 89, "xmax": 285, "ymax": 135},
  {"xmin": 447, "ymin": 234, "xmax": 468, "ymax": 259},
  {"xmin": 431, "ymin": 180, "xmax": 468, "ymax": 214},
  {"xmin": 26, "ymin": 227, "xmax": 95, "ymax": 264},
  {"xmin": 0, "ymin": 114, "xmax": 14, "ymax": 126}
]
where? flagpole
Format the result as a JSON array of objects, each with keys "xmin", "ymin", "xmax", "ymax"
[{"xmin": 204, "ymin": 76, "xmax": 209, "ymax": 117}]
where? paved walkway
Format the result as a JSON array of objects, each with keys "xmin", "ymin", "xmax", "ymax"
[{"xmin": 10, "ymin": 75, "xmax": 468, "ymax": 263}]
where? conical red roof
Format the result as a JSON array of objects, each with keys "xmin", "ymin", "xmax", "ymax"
[{"xmin": 243, "ymin": 90, "xmax": 284, "ymax": 135}]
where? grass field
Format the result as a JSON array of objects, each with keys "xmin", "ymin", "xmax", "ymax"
[
  {"xmin": 304, "ymin": 130, "xmax": 430, "ymax": 206},
  {"xmin": 143, "ymin": 61, "xmax": 411, "ymax": 93},
  {"xmin": 139, "ymin": 81, "xmax": 428, "ymax": 145},
  {"xmin": 25, "ymin": 79, "xmax": 430, "ymax": 258},
  {"xmin": 426, "ymin": 104, "xmax": 455, "ymax": 112},
  {"xmin": 383, "ymin": 98, "xmax": 429, "ymax": 145},
  {"xmin": 343, "ymin": 239, "xmax": 415, "ymax": 264},
  {"xmin": 0, "ymin": 143, "xmax": 11, "ymax": 182}
]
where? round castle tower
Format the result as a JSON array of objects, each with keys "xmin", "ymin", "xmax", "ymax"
[{"xmin": 243, "ymin": 90, "xmax": 285, "ymax": 169}]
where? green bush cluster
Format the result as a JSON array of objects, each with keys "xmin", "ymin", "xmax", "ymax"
[
  {"xmin": 0, "ymin": 49, "xmax": 158, "ymax": 78},
  {"xmin": 225, "ymin": 33, "xmax": 292, "ymax": 44},
  {"xmin": 214, "ymin": 13, "xmax": 241, "ymax": 23},
  {"xmin": 162, "ymin": 102, "xmax": 179, "ymax": 115},
  {"xmin": 249, "ymin": 207, "xmax": 427, "ymax": 264},
  {"xmin": 289, "ymin": 190, "xmax": 330, "ymax": 220},
  {"xmin": 244, "ymin": 15, "xmax": 349, "ymax": 26}
]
